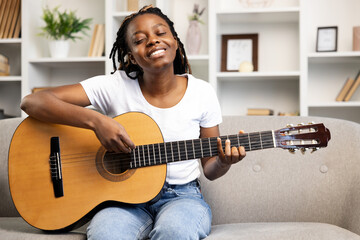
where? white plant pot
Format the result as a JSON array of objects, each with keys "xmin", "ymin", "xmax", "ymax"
[{"xmin": 48, "ymin": 40, "xmax": 70, "ymax": 58}]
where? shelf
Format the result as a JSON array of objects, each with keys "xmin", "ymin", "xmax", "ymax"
[
  {"xmin": 0, "ymin": 76, "xmax": 22, "ymax": 82},
  {"xmin": 28, "ymin": 57, "xmax": 107, "ymax": 68},
  {"xmin": 217, "ymin": 71, "xmax": 300, "ymax": 81},
  {"xmin": 308, "ymin": 52, "xmax": 360, "ymax": 63},
  {"xmin": 308, "ymin": 102, "xmax": 360, "ymax": 107},
  {"xmin": 217, "ymin": 7, "xmax": 300, "ymax": 23},
  {"xmin": 0, "ymin": 39, "xmax": 22, "ymax": 44}
]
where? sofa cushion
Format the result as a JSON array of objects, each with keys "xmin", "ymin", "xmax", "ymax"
[
  {"xmin": 0, "ymin": 217, "xmax": 86, "ymax": 240},
  {"xmin": 206, "ymin": 222, "xmax": 360, "ymax": 240},
  {"xmin": 0, "ymin": 118, "xmax": 23, "ymax": 217}
]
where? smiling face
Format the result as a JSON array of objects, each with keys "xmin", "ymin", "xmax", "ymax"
[{"xmin": 126, "ymin": 13, "xmax": 178, "ymax": 74}]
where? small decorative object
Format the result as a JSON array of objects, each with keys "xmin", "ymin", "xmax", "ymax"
[
  {"xmin": 238, "ymin": 61, "xmax": 254, "ymax": 72},
  {"xmin": 221, "ymin": 34, "xmax": 258, "ymax": 72},
  {"xmin": 353, "ymin": 26, "xmax": 360, "ymax": 51},
  {"xmin": 186, "ymin": 4, "xmax": 206, "ymax": 55},
  {"xmin": 239, "ymin": 0, "xmax": 274, "ymax": 8},
  {"xmin": 39, "ymin": 6, "xmax": 92, "ymax": 58},
  {"xmin": 316, "ymin": 26, "xmax": 338, "ymax": 52},
  {"xmin": 0, "ymin": 54, "xmax": 10, "ymax": 76}
]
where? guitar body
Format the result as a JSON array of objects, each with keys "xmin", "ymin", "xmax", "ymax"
[{"xmin": 8, "ymin": 112, "xmax": 166, "ymax": 231}]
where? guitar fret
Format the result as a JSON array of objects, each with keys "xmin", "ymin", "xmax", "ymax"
[
  {"xmin": 152, "ymin": 144, "xmax": 156, "ymax": 165},
  {"xmin": 137, "ymin": 147, "xmax": 141, "ymax": 167},
  {"xmin": 158, "ymin": 143, "xmax": 162, "ymax": 164},
  {"xmin": 248, "ymin": 133, "xmax": 252, "ymax": 151},
  {"xmin": 170, "ymin": 142, "xmax": 174, "ymax": 162},
  {"xmin": 142, "ymin": 145, "xmax": 146, "ymax": 166},
  {"xmin": 164, "ymin": 142, "xmax": 168, "ymax": 163},
  {"xmin": 208, "ymin": 138, "xmax": 211, "ymax": 156},
  {"xmin": 147, "ymin": 145, "xmax": 151, "ymax": 165},
  {"xmin": 259, "ymin": 132, "xmax": 263, "ymax": 149},
  {"xmin": 200, "ymin": 138, "xmax": 203, "ymax": 158},
  {"xmin": 192, "ymin": 140, "xmax": 195, "ymax": 158},
  {"xmin": 177, "ymin": 142, "xmax": 181, "ymax": 161},
  {"xmin": 184, "ymin": 140, "xmax": 188, "ymax": 160}
]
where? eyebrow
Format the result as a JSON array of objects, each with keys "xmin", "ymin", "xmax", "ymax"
[{"xmin": 131, "ymin": 23, "xmax": 168, "ymax": 37}]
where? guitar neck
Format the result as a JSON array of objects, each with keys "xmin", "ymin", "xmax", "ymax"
[{"xmin": 130, "ymin": 130, "xmax": 275, "ymax": 169}]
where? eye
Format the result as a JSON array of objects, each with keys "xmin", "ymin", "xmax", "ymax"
[
  {"xmin": 134, "ymin": 38, "xmax": 145, "ymax": 45},
  {"xmin": 157, "ymin": 32, "xmax": 166, "ymax": 36}
]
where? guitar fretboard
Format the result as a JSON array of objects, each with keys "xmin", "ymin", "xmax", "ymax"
[{"xmin": 130, "ymin": 131, "xmax": 275, "ymax": 169}]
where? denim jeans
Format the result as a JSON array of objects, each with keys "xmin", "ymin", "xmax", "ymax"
[{"xmin": 87, "ymin": 180, "xmax": 212, "ymax": 240}]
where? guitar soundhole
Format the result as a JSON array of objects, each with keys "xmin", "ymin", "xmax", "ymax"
[
  {"xmin": 103, "ymin": 152, "xmax": 130, "ymax": 174},
  {"xmin": 96, "ymin": 147, "xmax": 135, "ymax": 182}
]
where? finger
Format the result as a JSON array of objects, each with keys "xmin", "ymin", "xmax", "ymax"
[
  {"xmin": 217, "ymin": 137, "xmax": 225, "ymax": 160},
  {"xmin": 239, "ymin": 130, "xmax": 245, "ymax": 134},
  {"xmin": 225, "ymin": 139, "xmax": 231, "ymax": 159},
  {"xmin": 231, "ymin": 146, "xmax": 239, "ymax": 163},
  {"xmin": 120, "ymin": 133, "xmax": 136, "ymax": 150},
  {"xmin": 239, "ymin": 146, "xmax": 246, "ymax": 159}
]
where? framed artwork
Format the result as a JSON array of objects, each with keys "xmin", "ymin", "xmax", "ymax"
[
  {"xmin": 221, "ymin": 34, "xmax": 258, "ymax": 72},
  {"xmin": 316, "ymin": 26, "xmax": 338, "ymax": 52}
]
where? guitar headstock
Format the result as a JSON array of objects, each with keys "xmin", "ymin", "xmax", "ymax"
[{"xmin": 274, "ymin": 123, "xmax": 331, "ymax": 154}]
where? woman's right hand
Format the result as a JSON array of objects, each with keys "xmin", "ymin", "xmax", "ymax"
[{"xmin": 93, "ymin": 115, "xmax": 136, "ymax": 153}]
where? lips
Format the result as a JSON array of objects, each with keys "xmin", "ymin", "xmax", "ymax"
[{"xmin": 148, "ymin": 48, "xmax": 166, "ymax": 58}]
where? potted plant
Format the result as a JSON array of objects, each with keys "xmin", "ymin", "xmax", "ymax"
[{"xmin": 39, "ymin": 6, "xmax": 92, "ymax": 58}]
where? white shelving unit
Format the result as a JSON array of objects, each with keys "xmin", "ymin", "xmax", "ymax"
[{"xmin": 0, "ymin": 0, "xmax": 359, "ymax": 123}]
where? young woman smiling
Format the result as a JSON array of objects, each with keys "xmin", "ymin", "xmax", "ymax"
[{"xmin": 21, "ymin": 5, "xmax": 246, "ymax": 240}]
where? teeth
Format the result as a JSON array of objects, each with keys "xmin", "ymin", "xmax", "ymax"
[{"xmin": 150, "ymin": 49, "xmax": 165, "ymax": 57}]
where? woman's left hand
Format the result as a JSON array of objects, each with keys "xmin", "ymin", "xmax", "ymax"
[{"xmin": 217, "ymin": 130, "xmax": 246, "ymax": 167}]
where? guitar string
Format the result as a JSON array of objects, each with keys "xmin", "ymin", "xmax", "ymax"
[
  {"xmin": 58, "ymin": 138, "xmax": 276, "ymax": 167},
  {"xmin": 54, "ymin": 138, "xmax": 276, "ymax": 170},
  {"xmin": 58, "ymin": 134, "xmax": 276, "ymax": 165},
  {"xmin": 58, "ymin": 134, "xmax": 275, "ymax": 163},
  {"xmin": 59, "ymin": 133, "xmax": 275, "ymax": 160}
]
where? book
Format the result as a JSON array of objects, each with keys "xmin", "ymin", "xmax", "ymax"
[
  {"xmin": 0, "ymin": 0, "xmax": 21, "ymax": 39},
  {"xmin": 335, "ymin": 77, "xmax": 355, "ymax": 101},
  {"xmin": 88, "ymin": 24, "xmax": 99, "ymax": 57},
  {"xmin": 247, "ymin": 108, "xmax": 274, "ymax": 116},
  {"xmin": 88, "ymin": 24, "xmax": 105, "ymax": 57},
  {"xmin": 344, "ymin": 71, "xmax": 360, "ymax": 101}
]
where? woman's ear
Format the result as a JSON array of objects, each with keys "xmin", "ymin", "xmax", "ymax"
[
  {"xmin": 128, "ymin": 53, "xmax": 137, "ymax": 65},
  {"xmin": 174, "ymin": 36, "xmax": 179, "ymax": 50}
]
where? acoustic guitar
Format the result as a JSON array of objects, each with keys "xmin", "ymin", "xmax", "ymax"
[{"xmin": 8, "ymin": 112, "xmax": 331, "ymax": 231}]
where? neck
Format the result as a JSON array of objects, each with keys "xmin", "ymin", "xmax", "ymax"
[{"xmin": 140, "ymin": 68, "xmax": 177, "ymax": 97}]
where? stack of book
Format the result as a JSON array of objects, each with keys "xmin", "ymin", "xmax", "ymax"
[
  {"xmin": 0, "ymin": 54, "xmax": 9, "ymax": 76},
  {"xmin": 0, "ymin": 0, "xmax": 21, "ymax": 39},
  {"xmin": 335, "ymin": 70, "xmax": 360, "ymax": 101},
  {"xmin": 88, "ymin": 24, "xmax": 105, "ymax": 57},
  {"xmin": 247, "ymin": 108, "xmax": 274, "ymax": 116}
]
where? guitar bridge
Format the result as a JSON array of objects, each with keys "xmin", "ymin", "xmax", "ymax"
[{"xmin": 50, "ymin": 137, "xmax": 64, "ymax": 198}]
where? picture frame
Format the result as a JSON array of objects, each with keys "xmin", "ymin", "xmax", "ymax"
[
  {"xmin": 316, "ymin": 26, "xmax": 338, "ymax": 52},
  {"xmin": 221, "ymin": 34, "xmax": 258, "ymax": 72}
]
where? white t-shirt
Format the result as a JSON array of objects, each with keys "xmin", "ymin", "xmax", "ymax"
[{"xmin": 80, "ymin": 70, "xmax": 222, "ymax": 184}]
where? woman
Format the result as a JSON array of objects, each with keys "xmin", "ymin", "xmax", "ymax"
[{"xmin": 21, "ymin": 5, "xmax": 246, "ymax": 240}]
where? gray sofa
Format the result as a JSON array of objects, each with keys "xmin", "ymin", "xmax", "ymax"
[{"xmin": 1, "ymin": 116, "xmax": 360, "ymax": 239}]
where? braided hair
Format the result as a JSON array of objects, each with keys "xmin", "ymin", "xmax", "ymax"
[{"xmin": 109, "ymin": 5, "xmax": 192, "ymax": 79}]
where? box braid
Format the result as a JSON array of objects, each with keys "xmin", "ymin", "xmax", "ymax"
[{"xmin": 109, "ymin": 5, "xmax": 192, "ymax": 79}]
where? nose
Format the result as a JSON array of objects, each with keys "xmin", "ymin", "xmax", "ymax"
[{"xmin": 146, "ymin": 34, "xmax": 160, "ymax": 46}]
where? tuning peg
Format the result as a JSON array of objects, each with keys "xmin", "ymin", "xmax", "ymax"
[
  {"xmin": 308, "ymin": 121, "xmax": 315, "ymax": 125},
  {"xmin": 300, "ymin": 148, "xmax": 307, "ymax": 154},
  {"xmin": 298, "ymin": 123, "xmax": 304, "ymax": 126},
  {"xmin": 287, "ymin": 124, "xmax": 294, "ymax": 127},
  {"xmin": 288, "ymin": 149, "xmax": 297, "ymax": 154},
  {"xmin": 311, "ymin": 147, "xmax": 320, "ymax": 153}
]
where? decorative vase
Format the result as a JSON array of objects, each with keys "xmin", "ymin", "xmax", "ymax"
[
  {"xmin": 186, "ymin": 20, "xmax": 201, "ymax": 55},
  {"xmin": 48, "ymin": 40, "xmax": 70, "ymax": 58}
]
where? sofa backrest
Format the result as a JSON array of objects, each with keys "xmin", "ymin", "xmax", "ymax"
[{"xmin": 200, "ymin": 116, "xmax": 360, "ymax": 235}]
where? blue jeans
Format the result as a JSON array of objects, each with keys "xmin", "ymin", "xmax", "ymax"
[{"xmin": 87, "ymin": 180, "xmax": 212, "ymax": 240}]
